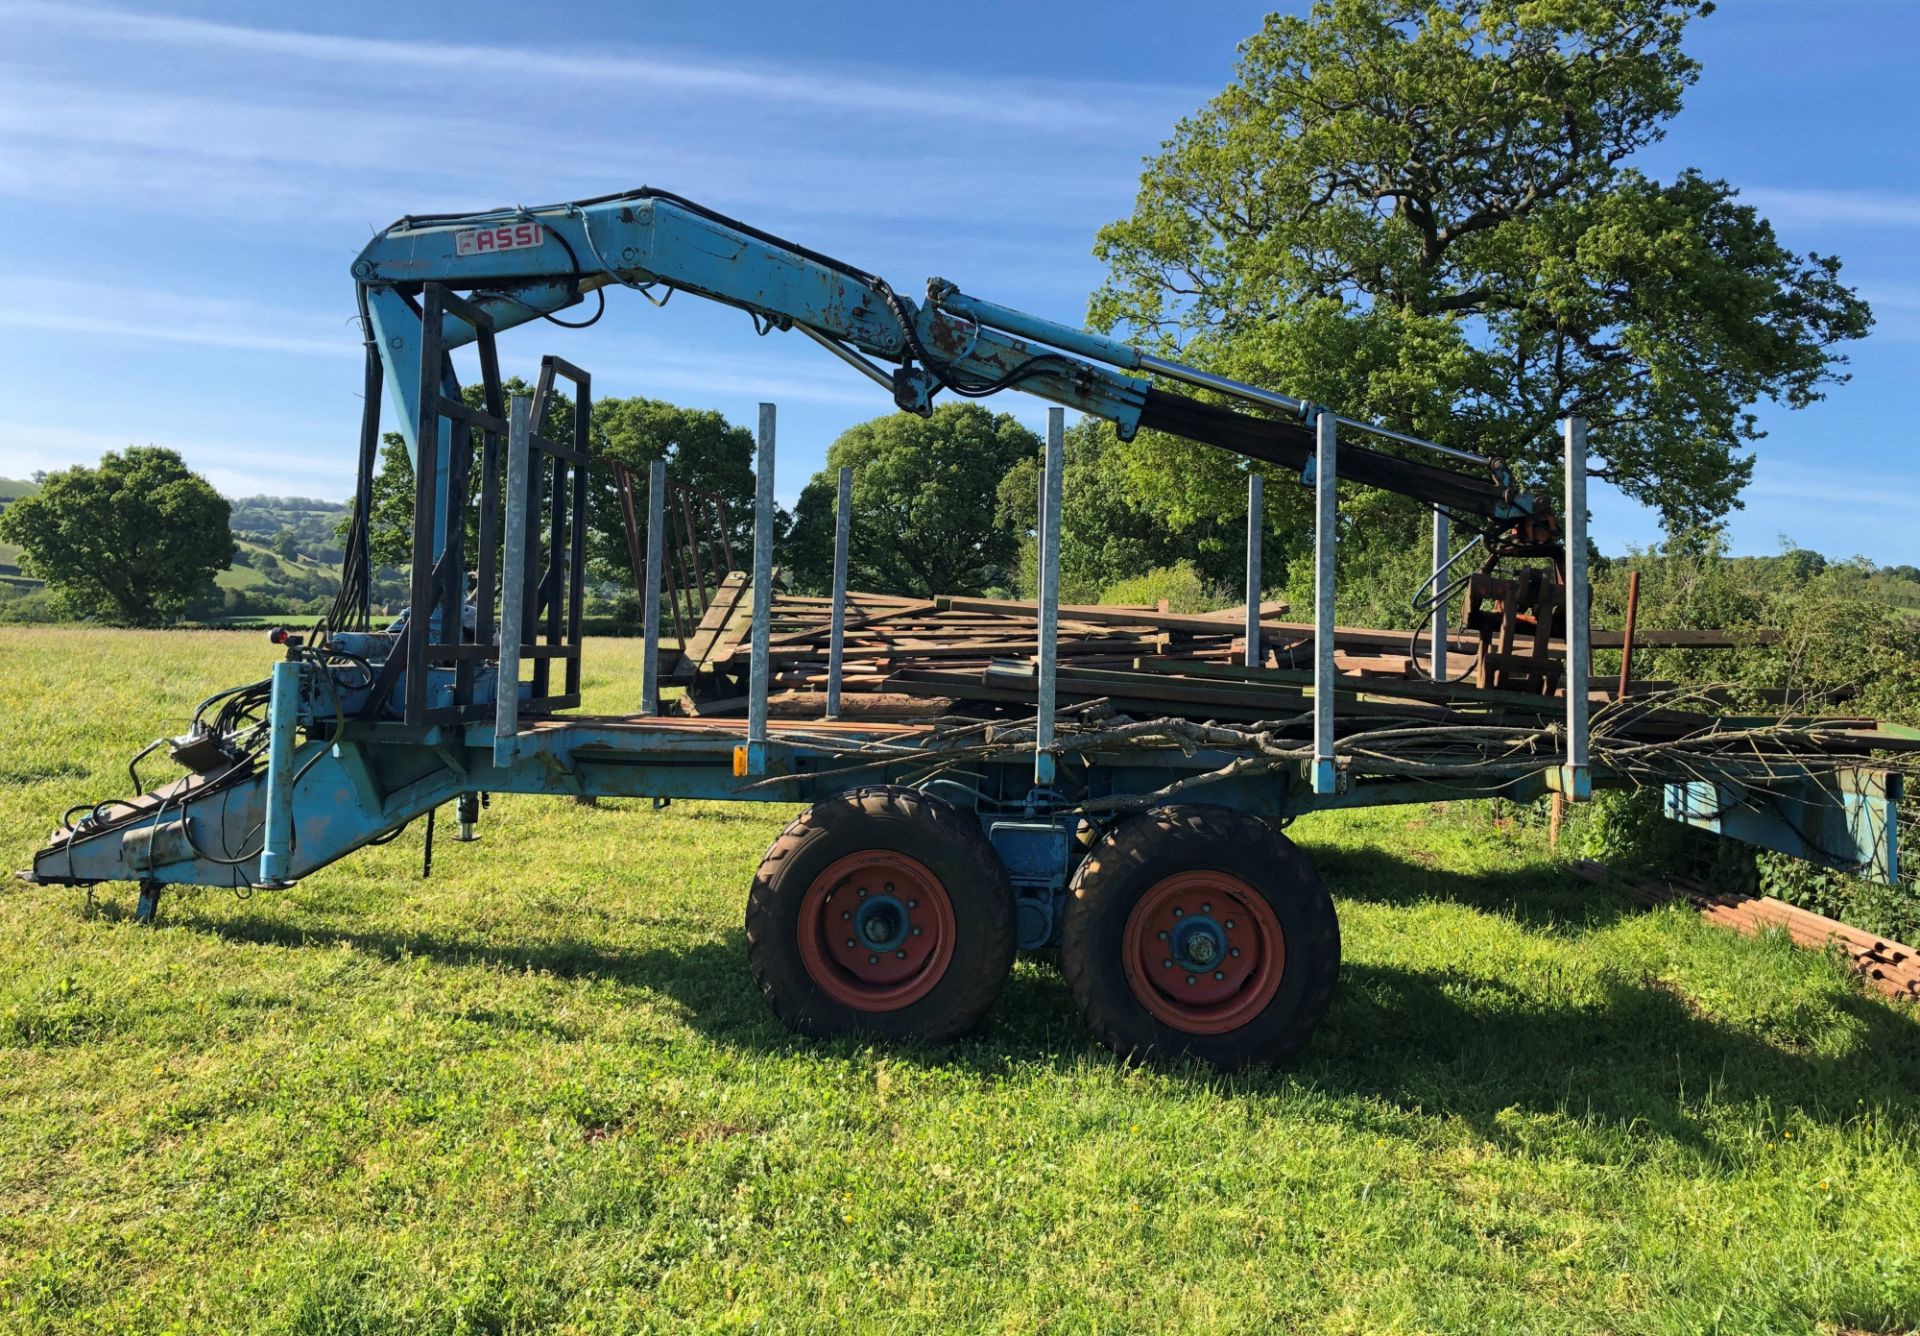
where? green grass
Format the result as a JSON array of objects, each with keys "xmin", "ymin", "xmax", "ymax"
[{"xmin": 2, "ymin": 627, "xmax": 1918, "ymax": 1333}]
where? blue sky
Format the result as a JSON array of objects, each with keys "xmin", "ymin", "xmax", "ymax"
[{"xmin": 1, "ymin": 0, "xmax": 1915, "ymax": 561}]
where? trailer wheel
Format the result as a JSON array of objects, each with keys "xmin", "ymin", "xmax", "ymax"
[
  {"xmin": 1061, "ymin": 805, "xmax": 1339, "ymax": 1069},
  {"xmin": 747, "ymin": 786, "xmax": 1015, "ymax": 1042}
]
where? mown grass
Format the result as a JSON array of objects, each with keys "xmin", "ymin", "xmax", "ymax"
[{"xmin": 1, "ymin": 627, "xmax": 1918, "ymax": 1334}]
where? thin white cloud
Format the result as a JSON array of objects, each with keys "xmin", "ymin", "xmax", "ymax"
[
  {"xmin": 1745, "ymin": 462, "xmax": 1920, "ymax": 513},
  {"xmin": 1, "ymin": 422, "xmax": 352, "ymax": 497},
  {"xmin": 0, "ymin": 79, "xmax": 1130, "ymax": 234},
  {"xmin": 0, "ymin": 276, "xmax": 361, "ymax": 359},
  {"xmin": 1744, "ymin": 186, "xmax": 1920, "ymax": 229},
  {"xmin": 0, "ymin": 1, "xmax": 1199, "ymax": 135}
]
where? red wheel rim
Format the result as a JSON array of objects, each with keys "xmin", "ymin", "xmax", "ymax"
[
  {"xmin": 1121, "ymin": 871, "xmax": 1285, "ymax": 1035},
  {"xmin": 796, "ymin": 851, "xmax": 957, "ymax": 1012}
]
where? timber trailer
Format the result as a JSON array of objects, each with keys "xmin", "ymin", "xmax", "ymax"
[{"xmin": 20, "ymin": 189, "xmax": 1909, "ymax": 1067}]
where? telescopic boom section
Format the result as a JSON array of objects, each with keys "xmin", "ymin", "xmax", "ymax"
[{"xmin": 351, "ymin": 187, "xmax": 1539, "ymax": 528}]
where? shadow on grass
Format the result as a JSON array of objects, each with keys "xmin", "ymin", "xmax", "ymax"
[
  {"xmin": 1307, "ymin": 839, "xmax": 1642, "ymax": 932},
  {"xmin": 175, "ymin": 848, "xmax": 1920, "ymax": 1152}
]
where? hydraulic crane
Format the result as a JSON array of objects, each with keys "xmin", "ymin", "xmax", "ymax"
[
  {"xmin": 344, "ymin": 188, "xmax": 1546, "ymax": 586},
  {"xmin": 22, "ymin": 187, "xmax": 1899, "ymax": 1069}
]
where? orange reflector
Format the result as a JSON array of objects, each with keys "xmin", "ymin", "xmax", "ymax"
[{"xmin": 732, "ymin": 745, "xmax": 749, "ymax": 777}]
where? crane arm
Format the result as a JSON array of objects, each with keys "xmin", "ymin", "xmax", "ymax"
[{"xmin": 350, "ymin": 187, "xmax": 1542, "ymax": 530}]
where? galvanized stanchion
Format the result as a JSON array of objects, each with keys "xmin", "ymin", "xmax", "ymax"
[
  {"xmin": 1311, "ymin": 409, "xmax": 1338, "ymax": 795},
  {"xmin": 494, "ymin": 395, "xmax": 530, "ymax": 768},
  {"xmin": 746, "ymin": 403, "xmax": 776, "ymax": 773},
  {"xmin": 1244, "ymin": 473, "xmax": 1264, "ymax": 668},
  {"xmin": 1430, "ymin": 506, "xmax": 1449, "ymax": 682},
  {"xmin": 1562, "ymin": 415, "xmax": 1591, "ymax": 800},
  {"xmin": 1035, "ymin": 407, "xmax": 1065, "ymax": 787},
  {"xmin": 640, "ymin": 458, "xmax": 666, "ymax": 716},
  {"xmin": 826, "ymin": 465, "xmax": 852, "ymax": 720}
]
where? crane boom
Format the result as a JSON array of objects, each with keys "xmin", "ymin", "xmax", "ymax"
[{"xmin": 350, "ymin": 188, "xmax": 1548, "ymax": 546}]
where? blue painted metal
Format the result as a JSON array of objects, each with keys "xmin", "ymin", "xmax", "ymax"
[
  {"xmin": 987, "ymin": 818, "xmax": 1074, "ymax": 950},
  {"xmin": 256, "ymin": 657, "xmax": 302, "ymax": 887},
  {"xmin": 930, "ymin": 284, "xmax": 1147, "ymax": 372},
  {"xmin": 1665, "ymin": 771, "xmax": 1902, "ymax": 885},
  {"xmin": 352, "ymin": 195, "xmax": 1156, "ymax": 461},
  {"xmin": 24, "ymin": 186, "xmax": 1913, "ymax": 960}
]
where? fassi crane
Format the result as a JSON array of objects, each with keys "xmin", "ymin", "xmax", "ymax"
[
  {"xmin": 32, "ymin": 186, "xmax": 1897, "ymax": 1070},
  {"xmin": 340, "ymin": 187, "xmax": 1550, "ymax": 610}
]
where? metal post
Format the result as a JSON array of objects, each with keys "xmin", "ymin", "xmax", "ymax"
[
  {"xmin": 257, "ymin": 657, "xmax": 302, "ymax": 887},
  {"xmin": 640, "ymin": 458, "xmax": 666, "ymax": 716},
  {"xmin": 1244, "ymin": 473, "xmax": 1264, "ymax": 668},
  {"xmin": 494, "ymin": 396, "xmax": 530, "ymax": 767},
  {"xmin": 1312, "ymin": 410, "xmax": 1338, "ymax": 795},
  {"xmin": 1617, "ymin": 569, "xmax": 1641, "ymax": 700},
  {"xmin": 826, "ymin": 465, "xmax": 852, "ymax": 719},
  {"xmin": 746, "ymin": 403, "xmax": 776, "ymax": 773},
  {"xmin": 1035, "ymin": 407, "xmax": 1065, "ymax": 787},
  {"xmin": 1562, "ymin": 415, "xmax": 1591, "ymax": 801},
  {"xmin": 1430, "ymin": 507, "xmax": 1449, "ymax": 682}
]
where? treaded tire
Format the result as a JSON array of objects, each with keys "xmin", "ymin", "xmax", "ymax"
[
  {"xmin": 746, "ymin": 785, "xmax": 1015, "ymax": 1042},
  {"xmin": 1061, "ymin": 805, "xmax": 1340, "ymax": 1069}
]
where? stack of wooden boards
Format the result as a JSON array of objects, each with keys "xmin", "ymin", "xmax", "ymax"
[
  {"xmin": 677, "ymin": 574, "xmax": 1305, "ymax": 714},
  {"xmin": 1571, "ymin": 860, "xmax": 1920, "ymax": 1003},
  {"xmin": 673, "ymin": 573, "xmax": 1778, "ymax": 739}
]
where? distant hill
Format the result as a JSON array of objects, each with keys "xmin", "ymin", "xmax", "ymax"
[
  {"xmin": 0, "ymin": 479, "xmax": 39, "ymax": 586},
  {"xmin": 228, "ymin": 495, "xmax": 351, "ymax": 564}
]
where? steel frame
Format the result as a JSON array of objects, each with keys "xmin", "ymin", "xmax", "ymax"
[{"xmin": 22, "ymin": 339, "xmax": 1902, "ymax": 947}]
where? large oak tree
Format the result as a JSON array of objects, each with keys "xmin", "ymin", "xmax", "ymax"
[
  {"xmin": 1091, "ymin": 0, "xmax": 1871, "ymax": 543},
  {"xmin": 0, "ymin": 447, "xmax": 231, "ymax": 625}
]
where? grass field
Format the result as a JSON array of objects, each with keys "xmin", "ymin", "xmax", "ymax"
[{"xmin": 2, "ymin": 628, "xmax": 1918, "ymax": 1333}]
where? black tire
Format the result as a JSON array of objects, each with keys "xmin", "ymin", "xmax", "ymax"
[
  {"xmin": 1061, "ymin": 805, "xmax": 1340, "ymax": 1069},
  {"xmin": 746, "ymin": 785, "xmax": 1015, "ymax": 1042}
]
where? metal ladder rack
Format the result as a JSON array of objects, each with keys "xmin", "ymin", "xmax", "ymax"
[{"xmin": 355, "ymin": 282, "xmax": 592, "ymax": 729}]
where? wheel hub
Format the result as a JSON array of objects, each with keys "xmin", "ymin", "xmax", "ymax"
[
  {"xmin": 797, "ymin": 851, "xmax": 957, "ymax": 1012},
  {"xmin": 1171, "ymin": 915, "xmax": 1223, "ymax": 968},
  {"xmin": 854, "ymin": 895, "xmax": 909, "ymax": 953},
  {"xmin": 1122, "ymin": 871, "xmax": 1285, "ymax": 1034}
]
